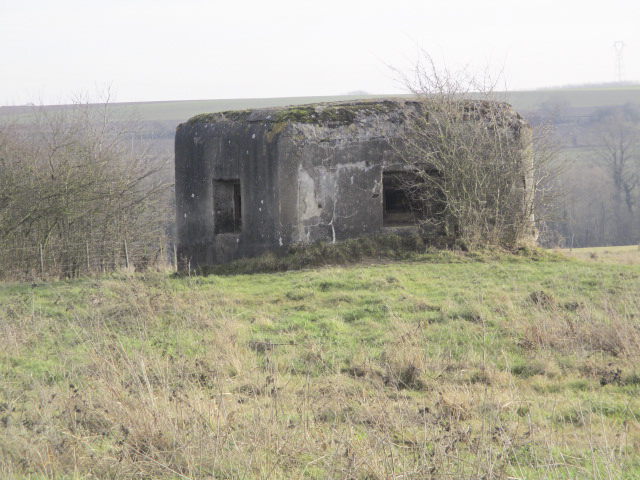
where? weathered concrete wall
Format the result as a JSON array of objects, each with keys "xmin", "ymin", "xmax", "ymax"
[
  {"xmin": 175, "ymin": 100, "xmax": 415, "ymax": 267},
  {"xmin": 282, "ymin": 113, "xmax": 405, "ymax": 245},
  {"xmin": 176, "ymin": 109, "xmax": 284, "ymax": 266}
]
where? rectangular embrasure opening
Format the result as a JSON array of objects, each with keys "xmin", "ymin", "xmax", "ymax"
[
  {"xmin": 383, "ymin": 172, "xmax": 415, "ymax": 226},
  {"xmin": 213, "ymin": 179, "xmax": 242, "ymax": 233}
]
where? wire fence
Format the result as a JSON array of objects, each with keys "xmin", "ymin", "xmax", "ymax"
[{"xmin": 0, "ymin": 237, "xmax": 177, "ymax": 281}]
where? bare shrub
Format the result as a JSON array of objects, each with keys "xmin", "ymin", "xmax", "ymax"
[
  {"xmin": 0, "ymin": 93, "xmax": 172, "ymax": 279},
  {"xmin": 394, "ymin": 52, "xmax": 564, "ymax": 248}
]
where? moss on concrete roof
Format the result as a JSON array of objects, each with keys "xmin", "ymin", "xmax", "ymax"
[{"xmin": 186, "ymin": 99, "xmax": 403, "ymax": 127}]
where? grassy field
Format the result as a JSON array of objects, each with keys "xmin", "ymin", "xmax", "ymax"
[
  {"xmin": 2, "ymin": 84, "xmax": 639, "ymax": 124},
  {"xmin": 63, "ymin": 84, "xmax": 640, "ymax": 122},
  {"xmin": 508, "ymin": 84, "xmax": 640, "ymax": 111},
  {"xmin": 1, "ymin": 250, "xmax": 639, "ymax": 479},
  {"xmin": 553, "ymin": 245, "xmax": 640, "ymax": 266}
]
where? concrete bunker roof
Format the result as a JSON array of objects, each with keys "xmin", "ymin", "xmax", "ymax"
[
  {"xmin": 185, "ymin": 98, "xmax": 410, "ymax": 127},
  {"xmin": 184, "ymin": 97, "xmax": 525, "ymax": 129}
]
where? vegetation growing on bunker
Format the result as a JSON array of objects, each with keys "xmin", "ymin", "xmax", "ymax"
[
  {"xmin": 265, "ymin": 120, "xmax": 287, "ymax": 143},
  {"xmin": 273, "ymin": 101, "xmax": 395, "ymax": 127},
  {"xmin": 187, "ymin": 101, "xmax": 398, "ymax": 135},
  {"xmin": 263, "ymin": 101, "xmax": 397, "ymax": 143},
  {"xmin": 273, "ymin": 106, "xmax": 318, "ymax": 124},
  {"xmin": 187, "ymin": 109, "xmax": 252, "ymax": 124}
]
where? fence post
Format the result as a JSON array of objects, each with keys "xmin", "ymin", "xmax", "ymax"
[
  {"xmin": 39, "ymin": 244, "xmax": 44, "ymax": 279},
  {"xmin": 86, "ymin": 241, "xmax": 90, "ymax": 274},
  {"xmin": 124, "ymin": 239, "xmax": 130, "ymax": 270},
  {"xmin": 173, "ymin": 244, "xmax": 178, "ymax": 272}
]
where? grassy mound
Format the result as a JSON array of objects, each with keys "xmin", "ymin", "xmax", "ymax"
[
  {"xmin": 194, "ymin": 234, "xmax": 542, "ymax": 276},
  {"xmin": 196, "ymin": 234, "xmax": 431, "ymax": 275}
]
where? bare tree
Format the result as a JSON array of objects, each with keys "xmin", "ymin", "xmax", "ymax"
[
  {"xmin": 590, "ymin": 106, "xmax": 639, "ymax": 244},
  {"xmin": 394, "ymin": 54, "xmax": 562, "ymax": 249},
  {"xmin": 0, "ymin": 94, "xmax": 172, "ymax": 279}
]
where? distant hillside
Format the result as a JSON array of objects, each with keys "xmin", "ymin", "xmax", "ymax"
[
  {"xmin": 2, "ymin": 85, "xmax": 639, "ymax": 130},
  {"xmin": 510, "ymin": 84, "xmax": 640, "ymax": 124}
]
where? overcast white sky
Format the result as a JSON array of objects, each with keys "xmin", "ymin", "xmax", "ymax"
[{"xmin": 2, "ymin": 0, "xmax": 639, "ymax": 106}]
